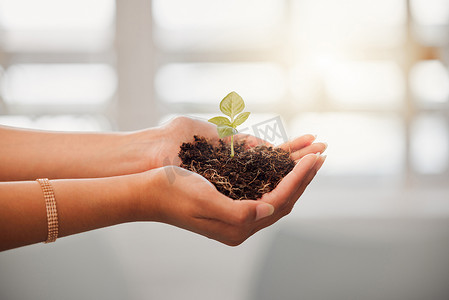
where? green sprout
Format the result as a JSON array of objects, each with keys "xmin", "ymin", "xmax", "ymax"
[{"xmin": 208, "ymin": 91, "xmax": 251, "ymax": 158}]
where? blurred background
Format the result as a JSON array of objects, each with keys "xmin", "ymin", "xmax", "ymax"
[{"xmin": 1, "ymin": 0, "xmax": 448, "ymax": 299}]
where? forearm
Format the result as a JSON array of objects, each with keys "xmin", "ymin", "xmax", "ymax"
[
  {"xmin": 0, "ymin": 126, "xmax": 163, "ymax": 181},
  {"xmin": 0, "ymin": 173, "xmax": 144, "ymax": 251}
]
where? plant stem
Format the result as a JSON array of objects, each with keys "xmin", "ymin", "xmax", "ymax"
[{"xmin": 230, "ymin": 135, "xmax": 235, "ymax": 157}]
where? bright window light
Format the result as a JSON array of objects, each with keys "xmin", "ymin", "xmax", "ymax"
[
  {"xmin": 0, "ymin": 115, "xmax": 111, "ymax": 132},
  {"xmin": 152, "ymin": 0, "xmax": 284, "ymax": 51},
  {"xmin": 1, "ymin": 31, "xmax": 114, "ymax": 53},
  {"xmin": 411, "ymin": 0, "xmax": 449, "ymax": 26},
  {"xmin": 0, "ymin": 0, "xmax": 114, "ymax": 31},
  {"xmin": 290, "ymin": 113, "xmax": 405, "ymax": 176},
  {"xmin": 292, "ymin": 0, "xmax": 406, "ymax": 48},
  {"xmin": 411, "ymin": 114, "xmax": 449, "ymax": 174},
  {"xmin": 155, "ymin": 63, "xmax": 286, "ymax": 105},
  {"xmin": 324, "ymin": 61, "xmax": 405, "ymax": 108},
  {"xmin": 290, "ymin": 66, "xmax": 322, "ymax": 107},
  {"xmin": 410, "ymin": 60, "xmax": 449, "ymax": 104},
  {"xmin": 152, "ymin": 0, "xmax": 283, "ymax": 30},
  {"xmin": 0, "ymin": 0, "xmax": 115, "ymax": 51},
  {"xmin": 2, "ymin": 64, "xmax": 116, "ymax": 105}
]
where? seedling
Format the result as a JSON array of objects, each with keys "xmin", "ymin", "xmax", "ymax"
[{"xmin": 208, "ymin": 91, "xmax": 250, "ymax": 157}]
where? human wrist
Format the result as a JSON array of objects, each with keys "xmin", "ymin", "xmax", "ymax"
[
  {"xmin": 129, "ymin": 169, "xmax": 165, "ymax": 222},
  {"xmin": 123, "ymin": 127, "xmax": 167, "ymax": 172}
]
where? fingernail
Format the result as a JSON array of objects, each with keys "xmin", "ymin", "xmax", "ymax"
[
  {"xmin": 309, "ymin": 153, "xmax": 320, "ymax": 169},
  {"xmin": 316, "ymin": 155, "xmax": 327, "ymax": 171},
  {"xmin": 323, "ymin": 142, "xmax": 328, "ymax": 151},
  {"xmin": 322, "ymin": 154, "xmax": 328, "ymax": 163},
  {"xmin": 255, "ymin": 203, "xmax": 275, "ymax": 221}
]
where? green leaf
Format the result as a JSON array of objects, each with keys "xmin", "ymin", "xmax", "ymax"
[
  {"xmin": 232, "ymin": 112, "xmax": 250, "ymax": 127},
  {"xmin": 208, "ymin": 116, "xmax": 231, "ymax": 126},
  {"xmin": 219, "ymin": 91, "xmax": 245, "ymax": 119},
  {"xmin": 216, "ymin": 124, "xmax": 238, "ymax": 138}
]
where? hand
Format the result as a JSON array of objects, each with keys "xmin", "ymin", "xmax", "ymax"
[
  {"xmin": 136, "ymin": 151, "xmax": 326, "ymax": 246},
  {"xmin": 278, "ymin": 134, "xmax": 328, "ymax": 162},
  {"xmin": 140, "ymin": 116, "xmax": 327, "ymax": 169},
  {"xmin": 252, "ymin": 153, "xmax": 326, "ymax": 233},
  {"xmin": 138, "ymin": 116, "xmax": 261, "ymax": 170},
  {"xmin": 136, "ymin": 116, "xmax": 217, "ymax": 169}
]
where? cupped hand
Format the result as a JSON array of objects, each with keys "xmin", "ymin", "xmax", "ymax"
[
  {"xmin": 249, "ymin": 153, "xmax": 326, "ymax": 234},
  {"xmin": 149, "ymin": 116, "xmax": 219, "ymax": 168},
  {"xmin": 146, "ymin": 116, "xmax": 327, "ymax": 169},
  {"xmin": 137, "ymin": 152, "xmax": 326, "ymax": 246}
]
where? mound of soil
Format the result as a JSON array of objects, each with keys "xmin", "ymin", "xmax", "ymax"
[{"xmin": 178, "ymin": 136, "xmax": 295, "ymax": 200}]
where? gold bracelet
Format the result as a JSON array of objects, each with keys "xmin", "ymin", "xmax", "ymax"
[{"xmin": 36, "ymin": 178, "xmax": 59, "ymax": 243}]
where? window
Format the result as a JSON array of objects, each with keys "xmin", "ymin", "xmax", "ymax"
[
  {"xmin": 0, "ymin": 0, "xmax": 116, "ymax": 131},
  {"xmin": 1, "ymin": 0, "xmax": 448, "ymax": 183},
  {"xmin": 151, "ymin": 0, "xmax": 449, "ymax": 183}
]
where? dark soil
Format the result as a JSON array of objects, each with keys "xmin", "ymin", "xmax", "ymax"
[{"xmin": 178, "ymin": 136, "xmax": 295, "ymax": 200}]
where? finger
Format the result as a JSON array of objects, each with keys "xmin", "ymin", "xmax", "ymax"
[
  {"xmin": 194, "ymin": 199, "xmax": 274, "ymax": 246},
  {"xmin": 298, "ymin": 154, "xmax": 326, "ymax": 189},
  {"xmin": 199, "ymin": 192, "xmax": 274, "ymax": 226},
  {"xmin": 290, "ymin": 154, "xmax": 326, "ymax": 204},
  {"xmin": 213, "ymin": 201, "xmax": 274, "ymax": 245},
  {"xmin": 200, "ymin": 154, "xmax": 325, "ymax": 228},
  {"xmin": 316, "ymin": 154, "xmax": 327, "ymax": 172},
  {"xmin": 250, "ymin": 155, "xmax": 327, "ymax": 235},
  {"xmin": 278, "ymin": 154, "xmax": 327, "ymax": 215},
  {"xmin": 262, "ymin": 153, "xmax": 319, "ymax": 208},
  {"xmin": 291, "ymin": 142, "xmax": 328, "ymax": 161},
  {"xmin": 278, "ymin": 134, "xmax": 316, "ymax": 152}
]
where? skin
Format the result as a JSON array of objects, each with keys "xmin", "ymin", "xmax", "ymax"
[{"xmin": 0, "ymin": 116, "xmax": 327, "ymax": 251}]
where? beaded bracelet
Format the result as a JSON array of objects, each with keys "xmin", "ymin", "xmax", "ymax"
[{"xmin": 36, "ymin": 178, "xmax": 59, "ymax": 243}]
